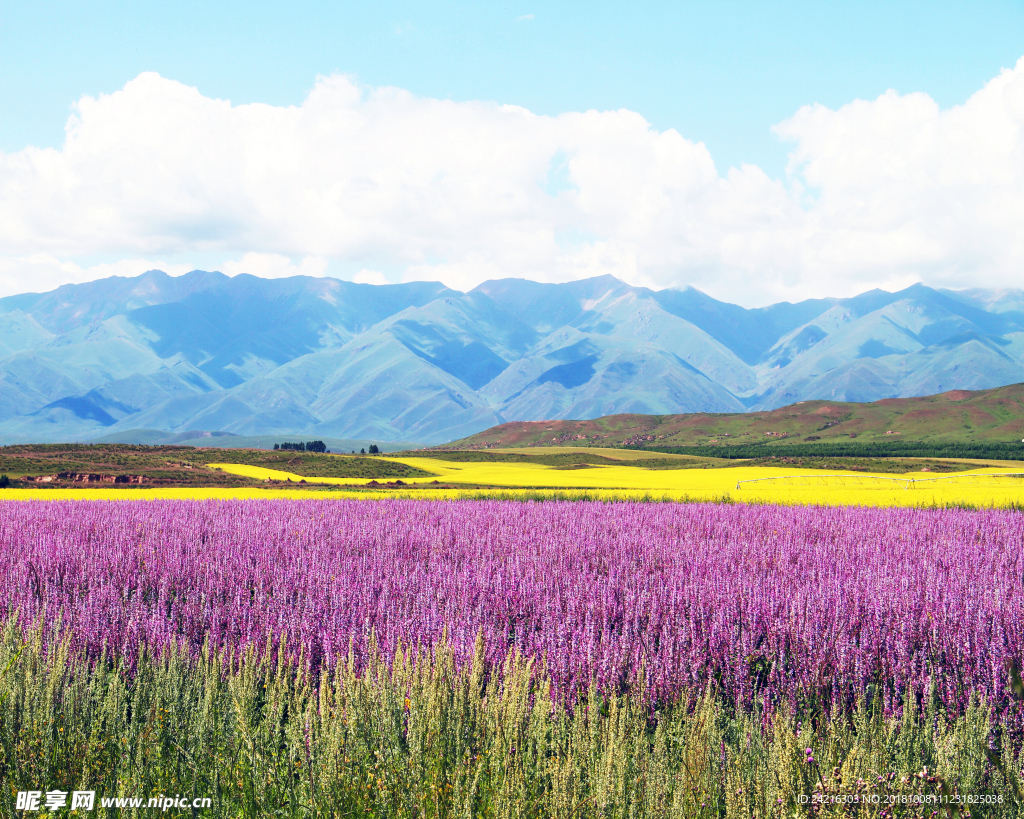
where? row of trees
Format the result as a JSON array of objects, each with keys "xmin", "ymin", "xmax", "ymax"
[
  {"xmin": 272, "ymin": 442, "xmax": 382, "ymax": 454},
  {"xmin": 648, "ymin": 440, "xmax": 1024, "ymax": 460},
  {"xmin": 273, "ymin": 441, "xmax": 328, "ymax": 453}
]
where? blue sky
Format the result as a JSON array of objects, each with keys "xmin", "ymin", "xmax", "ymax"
[
  {"xmin": 3, "ymin": 0, "xmax": 1022, "ymax": 176},
  {"xmin": 2, "ymin": 1, "xmax": 1024, "ymax": 305}
]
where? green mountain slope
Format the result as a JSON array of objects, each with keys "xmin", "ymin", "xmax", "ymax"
[{"xmin": 446, "ymin": 383, "xmax": 1024, "ymax": 457}]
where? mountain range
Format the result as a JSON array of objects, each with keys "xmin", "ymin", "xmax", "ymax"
[{"xmin": 0, "ymin": 270, "xmax": 1022, "ymax": 445}]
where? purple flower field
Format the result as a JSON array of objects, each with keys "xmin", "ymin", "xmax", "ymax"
[{"xmin": 1, "ymin": 499, "xmax": 1022, "ymax": 720}]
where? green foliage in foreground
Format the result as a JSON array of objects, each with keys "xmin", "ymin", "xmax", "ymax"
[{"xmin": 0, "ymin": 623, "xmax": 1021, "ymax": 818}]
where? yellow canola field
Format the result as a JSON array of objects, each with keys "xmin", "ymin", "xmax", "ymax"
[
  {"xmin": 1, "ymin": 459, "xmax": 1021, "ymax": 507},
  {"xmin": 197, "ymin": 459, "xmax": 1024, "ymax": 508}
]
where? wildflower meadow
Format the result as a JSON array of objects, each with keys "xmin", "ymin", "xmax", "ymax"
[{"xmin": 1, "ymin": 498, "xmax": 1022, "ymax": 816}]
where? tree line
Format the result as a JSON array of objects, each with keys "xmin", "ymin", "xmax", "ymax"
[
  {"xmin": 273, "ymin": 441, "xmax": 328, "ymax": 453},
  {"xmin": 644, "ymin": 440, "xmax": 1024, "ymax": 460},
  {"xmin": 272, "ymin": 442, "xmax": 382, "ymax": 454}
]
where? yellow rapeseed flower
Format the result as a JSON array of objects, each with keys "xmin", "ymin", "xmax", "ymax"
[{"xmin": 1, "ymin": 457, "xmax": 1020, "ymax": 508}]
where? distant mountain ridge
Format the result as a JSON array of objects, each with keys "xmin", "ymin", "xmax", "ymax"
[{"xmin": 0, "ymin": 270, "xmax": 1022, "ymax": 445}]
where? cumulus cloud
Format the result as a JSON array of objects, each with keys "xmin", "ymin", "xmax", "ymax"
[
  {"xmin": 773, "ymin": 61, "xmax": 1024, "ymax": 293},
  {"xmin": 1, "ymin": 60, "xmax": 1024, "ymax": 305}
]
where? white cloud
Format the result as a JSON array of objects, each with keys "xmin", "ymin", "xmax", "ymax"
[
  {"xmin": 1, "ymin": 60, "xmax": 1024, "ymax": 305},
  {"xmin": 772, "ymin": 61, "xmax": 1024, "ymax": 295},
  {"xmin": 219, "ymin": 252, "xmax": 328, "ymax": 279},
  {"xmin": 350, "ymin": 268, "xmax": 390, "ymax": 286},
  {"xmin": 516, "ymin": 14, "xmax": 535, "ymax": 21}
]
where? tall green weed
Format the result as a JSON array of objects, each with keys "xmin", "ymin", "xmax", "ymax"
[{"xmin": 0, "ymin": 621, "xmax": 1018, "ymax": 818}]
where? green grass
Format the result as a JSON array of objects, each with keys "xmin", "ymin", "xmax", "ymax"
[
  {"xmin": 0, "ymin": 620, "xmax": 1020, "ymax": 818},
  {"xmin": 394, "ymin": 450, "xmax": 726, "ymax": 470}
]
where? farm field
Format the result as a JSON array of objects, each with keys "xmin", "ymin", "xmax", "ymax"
[
  {"xmin": 202, "ymin": 456, "xmax": 1024, "ymax": 508},
  {"xmin": 1, "ymin": 498, "xmax": 1022, "ymax": 817},
  {"xmin": 4, "ymin": 443, "xmax": 1024, "ymax": 507},
  {"xmin": 0, "ymin": 442, "xmax": 434, "ymax": 485},
  {"xmin": 3, "ymin": 457, "xmax": 1024, "ymax": 507}
]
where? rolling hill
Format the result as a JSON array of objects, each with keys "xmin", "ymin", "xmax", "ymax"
[
  {"xmin": 446, "ymin": 383, "xmax": 1024, "ymax": 455},
  {"xmin": 1, "ymin": 270, "xmax": 1023, "ymax": 445}
]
